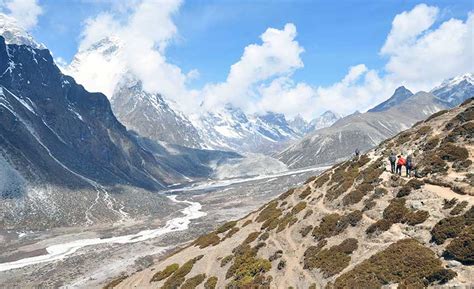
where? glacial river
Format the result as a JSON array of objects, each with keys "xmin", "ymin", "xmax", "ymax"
[{"xmin": 0, "ymin": 195, "xmax": 206, "ymax": 272}]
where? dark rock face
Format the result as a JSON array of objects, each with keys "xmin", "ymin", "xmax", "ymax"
[
  {"xmin": 0, "ymin": 36, "xmax": 237, "ymax": 192},
  {"xmin": 111, "ymin": 76, "xmax": 204, "ymax": 149},
  {"xmin": 368, "ymin": 86, "xmax": 414, "ymax": 112}
]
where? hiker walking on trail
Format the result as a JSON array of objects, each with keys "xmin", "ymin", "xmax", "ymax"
[
  {"xmin": 389, "ymin": 152, "xmax": 396, "ymax": 173},
  {"xmin": 406, "ymin": 155, "xmax": 413, "ymax": 177},
  {"xmin": 355, "ymin": 148, "xmax": 360, "ymax": 158},
  {"xmin": 396, "ymin": 155, "xmax": 406, "ymax": 176}
]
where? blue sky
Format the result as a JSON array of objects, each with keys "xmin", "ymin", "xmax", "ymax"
[
  {"xmin": 2, "ymin": 0, "xmax": 473, "ymax": 118},
  {"xmin": 31, "ymin": 0, "xmax": 472, "ymax": 89}
]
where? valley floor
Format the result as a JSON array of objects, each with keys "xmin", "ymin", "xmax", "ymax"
[{"xmin": 0, "ymin": 166, "xmax": 326, "ymax": 288}]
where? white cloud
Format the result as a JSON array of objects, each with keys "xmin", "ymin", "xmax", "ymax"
[
  {"xmin": 69, "ymin": 2, "xmax": 473, "ymax": 121},
  {"xmin": 70, "ymin": 0, "xmax": 201, "ymax": 112},
  {"xmin": 2, "ymin": 0, "xmax": 42, "ymax": 30},
  {"xmin": 201, "ymin": 23, "xmax": 304, "ymax": 111},
  {"xmin": 382, "ymin": 7, "xmax": 473, "ymax": 91},
  {"xmin": 299, "ymin": 4, "xmax": 474, "ymax": 118}
]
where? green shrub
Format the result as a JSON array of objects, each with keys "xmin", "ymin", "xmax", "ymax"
[
  {"xmin": 303, "ymin": 238, "xmax": 358, "ymax": 277},
  {"xmin": 416, "ymin": 125, "xmax": 432, "ymax": 137},
  {"xmin": 431, "ymin": 206, "xmax": 473, "ymax": 244},
  {"xmin": 366, "ymin": 219, "xmax": 392, "ymax": 234},
  {"xmin": 419, "ymin": 155, "xmax": 448, "ymax": 175},
  {"xmin": 443, "ymin": 198, "xmax": 458, "ymax": 209},
  {"xmin": 269, "ymin": 249, "xmax": 283, "ymax": 261},
  {"xmin": 450, "ymin": 200, "xmax": 468, "ymax": 215},
  {"xmin": 194, "ymin": 232, "xmax": 220, "ymax": 248},
  {"xmin": 216, "ymin": 221, "xmax": 237, "ymax": 234},
  {"xmin": 150, "ymin": 263, "xmax": 179, "ymax": 282},
  {"xmin": 104, "ymin": 275, "xmax": 128, "ymax": 288},
  {"xmin": 406, "ymin": 210, "xmax": 430, "ymax": 226},
  {"xmin": 242, "ymin": 220, "xmax": 252, "ymax": 227},
  {"xmin": 258, "ymin": 232, "xmax": 269, "ymax": 241},
  {"xmin": 425, "ymin": 109, "xmax": 448, "ymax": 122},
  {"xmin": 223, "ymin": 227, "xmax": 239, "ymax": 239},
  {"xmin": 181, "ymin": 274, "xmax": 206, "ymax": 289},
  {"xmin": 314, "ymin": 172, "xmax": 330, "ymax": 188},
  {"xmin": 312, "ymin": 211, "xmax": 362, "ymax": 240},
  {"xmin": 367, "ymin": 199, "xmax": 429, "ymax": 235},
  {"xmin": 303, "ymin": 209, "xmax": 313, "ymax": 219},
  {"xmin": 299, "ymin": 187, "xmax": 312, "ymax": 199},
  {"xmin": 221, "ymin": 255, "xmax": 233, "ymax": 267},
  {"xmin": 396, "ymin": 179, "xmax": 424, "ymax": 198},
  {"xmin": 225, "ymin": 244, "xmax": 272, "ymax": 286},
  {"xmin": 443, "ymin": 225, "xmax": 474, "ymax": 265},
  {"xmin": 161, "ymin": 256, "xmax": 203, "ymax": 289},
  {"xmin": 424, "ymin": 136, "xmax": 440, "ymax": 151},
  {"xmin": 396, "ymin": 131, "xmax": 412, "ymax": 145},
  {"xmin": 204, "ymin": 276, "xmax": 218, "ymax": 289},
  {"xmin": 278, "ymin": 188, "xmax": 295, "ymax": 200},
  {"xmin": 438, "ymin": 143, "xmax": 469, "ymax": 162},
  {"xmin": 334, "ymin": 239, "xmax": 456, "ymax": 288},
  {"xmin": 291, "ymin": 201, "xmax": 307, "ymax": 214},
  {"xmin": 243, "ymin": 232, "xmax": 260, "ymax": 245},
  {"xmin": 300, "ymin": 225, "xmax": 313, "ymax": 237}
]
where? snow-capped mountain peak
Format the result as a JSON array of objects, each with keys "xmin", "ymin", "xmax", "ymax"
[
  {"xmin": 0, "ymin": 13, "xmax": 45, "ymax": 49},
  {"xmin": 308, "ymin": 110, "xmax": 341, "ymax": 131},
  {"xmin": 432, "ymin": 72, "xmax": 474, "ymax": 90},
  {"xmin": 431, "ymin": 72, "xmax": 474, "ymax": 107}
]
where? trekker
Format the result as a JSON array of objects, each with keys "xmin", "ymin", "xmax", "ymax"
[
  {"xmin": 396, "ymin": 155, "xmax": 406, "ymax": 176},
  {"xmin": 406, "ymin": 155, "xmax": 413, "ymax": 177},
  {"xmin": 389, "ymin": 152, "xmax": 396, "ymax": 173},
  {"xmin": 355, "ymin": 148, "xmax": 360, "ymax": 158}
]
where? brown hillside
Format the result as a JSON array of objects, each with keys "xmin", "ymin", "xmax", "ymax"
[{"xmin": 110, "ymin": 99, "xmax": 474, "ymax": 288}]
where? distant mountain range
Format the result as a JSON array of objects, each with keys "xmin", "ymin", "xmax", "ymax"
[
  {"xmin": 277, "ymin": 73, "xmax": 473, "ymax": 168},
  {"xmin": 67, "ymin": 36, "xmax": 339, "ymax": 154}
]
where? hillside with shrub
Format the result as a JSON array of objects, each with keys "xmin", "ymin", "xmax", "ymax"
[{"xmin": 110, "ymin": 99, "xmax": 473, "ymax": 288}]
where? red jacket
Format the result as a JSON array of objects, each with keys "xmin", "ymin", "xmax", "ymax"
[{"xmin": 397, "ymin": 157, "xmax": 406, "ymax": 166}]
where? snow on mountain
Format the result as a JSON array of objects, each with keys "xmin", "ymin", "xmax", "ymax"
[
  {"xmin": 191, "ymin": 105, "xmax": 301, "ymax": 154},
  {"xmin": 0, "ymin": 14, "xmax": 45, "ymax": 49},
  {"xmin": 308, "ymin": 110, "xmax": 342, "ymax": 131},
  {"xmin": 431, "ymin": 72, "xmax": 474, "ymax": 106}
]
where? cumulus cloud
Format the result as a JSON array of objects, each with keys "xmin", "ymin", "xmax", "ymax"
[
  {"xmin": 69, "ymin": 2, "xmax": 473, "ymax": 121},
  {"xmin": 381, "ymin": 6, "xmax": 473, "ymax": 91},
  {"xmin": 201, "ymin": 23, "xmax": 304, "ymax": 111},
  {"xmin": 69, "ymin": 0, "xmax": 201, "ymax": 112},
  {"xmin": 265, "ymin": 4, "xmax": 473, "ymax": 119},
  {"xmin": 1, "ymin": 0, "xmax": 42, "ymax": 30}
]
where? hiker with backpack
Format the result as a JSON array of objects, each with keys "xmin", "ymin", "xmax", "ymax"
[
  {"xmin": 396, "ymin": 154, "xmax": 406, "ymax": 176},
  {"xmin": 389, "ymin": 152, "xmax": 396, "ymax": 173},
  {"xmin": 406, "ymin": 155, "xmax": 413, "ymax": 177}
]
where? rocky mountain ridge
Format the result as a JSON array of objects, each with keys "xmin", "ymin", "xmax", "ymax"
[
  {"xmin": 276, "ymin": 76, "xmax": 473, "ymax": 168},
  {"xmin": 111, "ymin": 98, "xmax": 474, "ymax": 288}
]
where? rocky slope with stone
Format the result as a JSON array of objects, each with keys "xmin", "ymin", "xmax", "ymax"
[{"xmin": 111, "ymin": 98, "xmax": 473, "ymax": 288}]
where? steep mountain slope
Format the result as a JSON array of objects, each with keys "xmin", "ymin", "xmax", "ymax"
[
  {"xmin": 277, "ymin": 91, "xmax": 446, "ymax": 168},
  {"xmin": 0, "ymin": 33, "xmax": 240, "ymax": 230},
  {"xmin": 113, "ymin": 98, "xmax": 474, "ymax": 288},
  {"xmin": 111, "ymin": 74, "xmax": 203, "ymax": 148},
  {"xmin": 368, "ymin": 86, "xmax": 413, "ymax": 112},
  {"xmin": 67, "ymin": 37, "xmax": 204, "ymax": 148}
]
